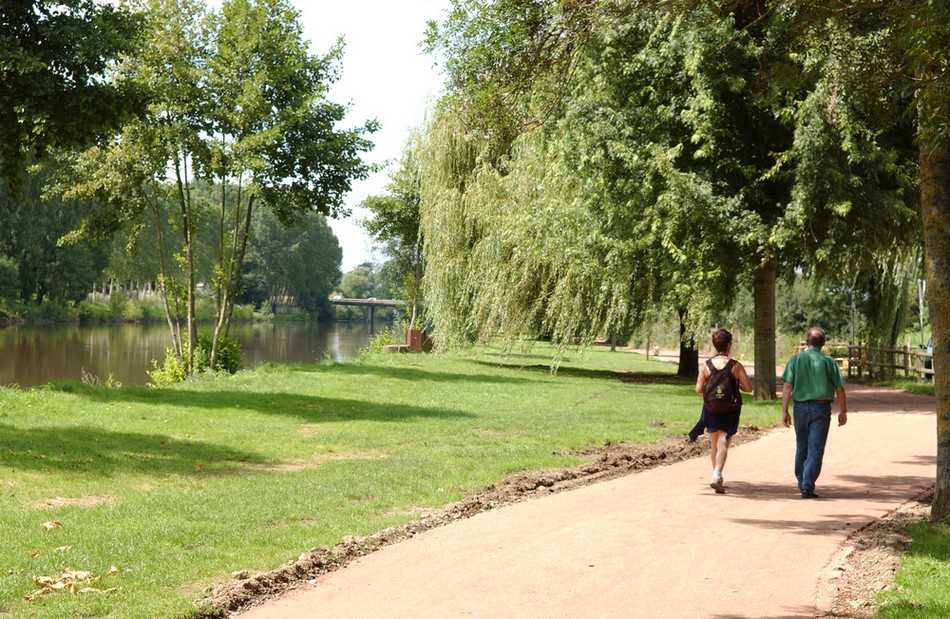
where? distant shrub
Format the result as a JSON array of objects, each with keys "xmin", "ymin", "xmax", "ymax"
[
  {"xmin": 362, "ymin": 327, "xmax": 403, "ymax": 357},
  {"xmin": 108, "ymin": 290, "xmax": 128, "ymax": 320},
  {"xmin": 37, "ymin": 299, "xmax": 75, "ymax": 321},
  {"xmin": 232, "ymin": 304, "xmax": 255, "ymax": 321},
  {"xmin": 77, "ymin": 301, "xmax": 111, "ymax": 322},
  {"xmin": 122, "ymin": 301, "xmax": 144, "ymax": 322}
]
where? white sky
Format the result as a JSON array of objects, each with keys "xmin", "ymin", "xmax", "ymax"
[{"xmin": 295, "ymin": 0, "xmax": 450, "ymax": 272}]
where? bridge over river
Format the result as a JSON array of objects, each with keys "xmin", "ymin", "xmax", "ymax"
[{"xmin": 330, "ymin": 297, "xmax": 406, "ymax": 334}]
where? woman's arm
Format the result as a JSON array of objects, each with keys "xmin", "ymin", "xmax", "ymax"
[
  {"xmin": 734, "ymin": 361, "xmax": 754, "ymax": 393},
  {"xmin": 694, "ymin": 363, "xmax": 707, "ymax": 394}
]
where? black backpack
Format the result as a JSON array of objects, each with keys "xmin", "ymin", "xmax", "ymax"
[{"xmin": 703, "ymin": 359, "xmax": 741, "ymax": 414}]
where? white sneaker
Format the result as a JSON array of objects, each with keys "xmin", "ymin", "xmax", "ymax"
[{"xmin": 710, "ymin": 474, "xmax": 725, "ymax": 494}]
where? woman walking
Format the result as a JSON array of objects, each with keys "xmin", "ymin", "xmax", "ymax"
[{"xmin": 694, "ymin": 328, "xmax": 754, "ymax": 493}]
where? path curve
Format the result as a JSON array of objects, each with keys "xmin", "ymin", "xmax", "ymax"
[{"xmin": 237, "ymin": 382, "xmax": 936, "ymax": 619}]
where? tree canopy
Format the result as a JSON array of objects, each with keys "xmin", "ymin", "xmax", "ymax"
[
  {"xmin": 420, "ymin": 1, "xmax": 919, "ymax": 391},
  {"xmin": 54, "ymin": 0, "xmax": 376, "ymax": 374},
  {"xmin": 0, "ymin": 0, "xmax": 145, "ymax": 184}
]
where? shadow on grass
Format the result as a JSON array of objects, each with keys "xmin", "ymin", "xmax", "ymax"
[
  {"xmin": 313, "ymin": 361, "xmax": 541, "ymax": 385},
  {"xmin": 40, "ymin": 383, "xmax": 475, "ymax": 425},
  {"xmin": 471, "ymin": 360, "xmax": 689, "ymax": 386},
  {"xmin": 906, "ymin": 520, "xmax": 950, "ymax": 561},
  {"xmin": 5, "ymin": 387, "xmax": 475, "ymax": 474},
  {"xmin": 0, "ymin": 422, "xmax": 268, "ymax": 476}
]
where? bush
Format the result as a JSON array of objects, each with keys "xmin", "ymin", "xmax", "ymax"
[
  {"xmin": 77, "ymin": 300, "xmax": 112, "ymax": 322},
  {"xmin": 232, "ymin": 304, "xmax": 255, "ymax": 321},
  {"xmin": 361, "ymin": 326, "xmax": 404, "ymax": 357},
  {"xmin": 36, "ymin": 299, "xmax": 75, "ymax": 321},
  {"xmin": 148, "ymin": 348, "xmax": 187, "ymax": 385},
  {"xmin": 139, "ymin": 298, "xmax": 166, "ymax": 322},
  {"xmin": 200, "ymin": 333, "xmax": 243, "ymax": 374},
  {"xmin": 123, "ymin": 300, "xmax": 144, "ymax": 322},
  {"xmin": 148, "ymin": 334, "xmax": 244, "ymax": 385},
  {"xmin": 108, "ymin": 290, "xmax": 128, "ymax": 320}
]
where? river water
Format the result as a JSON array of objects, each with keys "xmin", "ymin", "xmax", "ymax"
[{"xmin": 0, "ymin": 321, "xmax": 373, "ymax": 388}]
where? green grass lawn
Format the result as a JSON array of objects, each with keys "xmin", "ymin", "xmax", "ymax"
[
  {"xmin": 1, "ymin": 344, "xmax": 780, "ymax": 618},
  {"xmin": 876, "ymin": 521, "xmax": 950, "ymax": 618}
]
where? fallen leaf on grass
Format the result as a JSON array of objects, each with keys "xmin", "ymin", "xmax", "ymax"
[
  {"xmin": 42, "ymin": 521, "xmax": 61, "ymax": 531},
  {"xmin": 54, "ymin": 546, "xmax": 72, "ymax": 553},
  {"xmin": 24, "ymin": 569, "xmax": 100, "ymax": 602},
  {"xmin": 26, "ymin": 550, "xmax": 41, "ymax": 558},
  {"xmin": 108, "ymin": 566, "xmax": 119, "ymax": 575}
]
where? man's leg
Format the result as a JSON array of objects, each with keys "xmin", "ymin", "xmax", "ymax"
[
  {"xmin": 801, "ymin": 406, "xmax": 832, "ymax": 494},
  {"xmin": 792, "ymin": 403, "xmax": 809, "ymax": 492}
]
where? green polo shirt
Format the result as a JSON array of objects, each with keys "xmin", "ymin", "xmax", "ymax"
[{"xmin": 780, "ymin": 347, "xmax": 845, "ymax": 402}]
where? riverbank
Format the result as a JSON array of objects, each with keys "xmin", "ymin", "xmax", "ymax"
[
  {"xmin": 0, "ymin": 321, "xmax": 374, "ymax": 388},
  {"xmin": 0, "ymin": 296, "xmax": 261, "ymax": 326}
]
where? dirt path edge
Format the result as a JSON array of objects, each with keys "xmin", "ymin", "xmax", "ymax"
[
  {"xmin": 191, "ymin": 430, "xmax": 749, "ymax": 617},
  {"xmin": 190, "ymin": 422, "xmax": 929, "ymax": 618}
]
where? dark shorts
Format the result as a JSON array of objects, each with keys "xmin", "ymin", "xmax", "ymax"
[{"xmin": 703, "ymin": 405, "xmax": 740, "ymax": 437}]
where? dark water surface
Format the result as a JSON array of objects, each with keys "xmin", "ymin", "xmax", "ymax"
[{"xmin": 0, "ymin": 321, "xmax": 372, "ymax": 388}]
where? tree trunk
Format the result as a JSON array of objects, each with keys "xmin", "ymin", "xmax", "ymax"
[
  {"xmin": 921, "ymin": 142, "xmax": 950, "ymax": 522},
  {"xmin": 173, "ymin": 152, "xmax": 196, "ymax": 374},
  {"xmin": 676, "ymin": 307, "xmax": 698, "ymax": 379},
  {"xmin": 753, "ymin": 258, "xmax": 777, "ymax": 400}
]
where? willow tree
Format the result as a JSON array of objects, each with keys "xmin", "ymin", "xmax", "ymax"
[{"xmin": 422, "ymin": 1, "xmax": 919, "ymax": 395}]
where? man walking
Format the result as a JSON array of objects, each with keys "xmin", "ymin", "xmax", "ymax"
[{"xmin": 781, "ymin": 327, "xmax": 848, "ymax": 498}]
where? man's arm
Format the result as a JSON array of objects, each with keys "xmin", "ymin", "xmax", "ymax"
[
  {"xmin": 835, "ymin": 386, "xmax": 847, "ymax": 426},
  {"xmin": 781, "ymin": 382, "xmax": 793, "ymax": 427}
]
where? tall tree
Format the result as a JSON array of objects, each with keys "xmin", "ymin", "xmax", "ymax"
[
  {"xmin": 361, "ymin": 130, "xmax": 425, "ymax": 328},
  {"xmin": 201, "ymin": 0, "xmax": 375, "ymax": 367},
  {"xmin": 421, "ymin": 1, "xmax": 918, "ymax": 395},
  {"xmin": 0, "ymin": 0, "xmax": 144, "ymax": 184},
  {"xmin": 56, "ymin": 0, "xmax": 375, "ymax": 376},
  {"xmin": 901, "ymin": 0, "xmax": 950, "ymax": 522},
  {"xmin": 0, "ymin": 161, "xmax": 108, "ymax": 305}
]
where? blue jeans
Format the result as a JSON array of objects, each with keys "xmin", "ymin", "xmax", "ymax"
[{"xmin": 793, "ymin": 401, "xmax": 832, "ymax": 494}]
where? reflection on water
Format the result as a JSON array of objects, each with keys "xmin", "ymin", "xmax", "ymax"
[{"xmin": 0, "ymin": 321, "xmax": 373, "ymax": 388}]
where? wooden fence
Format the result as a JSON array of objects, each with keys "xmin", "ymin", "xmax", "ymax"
[{"xmin": 794, "ymin": 342, "xmax": 934, "ymax": 381}]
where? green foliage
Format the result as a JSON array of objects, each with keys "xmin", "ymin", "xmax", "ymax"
[
  {"xmin": 425, "ymin": 0, "xmax": 604, "ymax": 153},
  {"xmin": 54, "ymin": 0, "xmax": 375, "ymax": 376},
  {"xmin": 34, "ymin": 300, "xmax": 75, "ymax": 321},
  {"xmin": 200, "ymin": 333, "xmax": 243, "ymax": 375},
  {"xmin": 0, "ymin": 0, "xmax": 146, "ymax": 184},
  {"xmin": 108, "ymin": 289, "xmax": 130, "ymax": 320},
  {"xmin": 148, "ymin": 334, "xmax": 244, "ymax": 384},
  {"xmin": 240, "ymin": 209, "xmax": 342, "ymax": 317},
  {"xmin": 419, "ymin": 0, "xmax": 921, "ymax": 369},
  {"xmin": 360, "ymin": 129, "xmax": 425, "ymax": 326},
  {"xmin": 361, "ymin": 326, "xmax": 404, "ymax": 357},
  {"xmin": 147, "ymin": 347, "xmax": 187, "ymax": 385},
  {"xmin": 0, "ymin": 255, "xmax": 18, "ymax": 301},
  {"xmin": 0, "ymin": 161, "xmax": 110, "ymax": 306}
]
